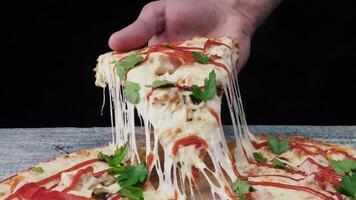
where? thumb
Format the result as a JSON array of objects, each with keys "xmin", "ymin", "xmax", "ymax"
[{"xmin": 108, "ymin": 1, "xmax": 166, "ymax": 51}]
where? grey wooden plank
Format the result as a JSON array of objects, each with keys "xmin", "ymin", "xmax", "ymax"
[{"xmin": 0, "ymin": 126, "xmax": 355, "ymax": 180}]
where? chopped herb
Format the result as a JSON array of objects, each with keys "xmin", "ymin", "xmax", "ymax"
[
  {"xmin": 112, "ymin": 143, "xmax": 129, "ymax": 166},
  {"xmin": 109, "ymin": 165, "xmax": 125, "ymax": 175},
  {"xmin": 192, "ymin": 70, "xmax": 216, "ymax": 101},
  {"xmin": 125, "ymin": 81, "xmax": 141, "ymax": 104},
  {"xmin": 336, "ymin": 172, "xmax": 356, "ymax": 198},
  {"xmin": 191, "ymin": 51, "xmax": 209, "ymax": 64},
  {"xmin": 268, "ymin": 136, "xmax": 289, "ymax": 155},
  {"xmin": 118, "ymin": 163, "xmax": 149, "ymax": 187},
  {"xmin": 146, "ymin": 80, "xmax": 174, "ymax": 89},
  {"xmin": 272, "ymin": 159, "xmax": 287, "ymax": 168},
  {"xmin": 114, "ymin": 54, "xmax": 143, "ymax": 79},
  {"xmin": 236, "ymin": 198, "xmax": 248, "ymax": 200},
  {"xmin": 231, "ymin": 179, "xmax": 256, "ymax": 195},
  {"xmin": 119, "ymin": 185, "xmax": 144, "ymax": 200},
  {"xmin": 253, "ymin": 152, "xmax": 268, "ymax": 163},
  {"xmin": 330, "ymin": 159, "xmax": 356, "ymax": 176},
  {"xmin": 97, "ymin": 143, "xmax": 148, "ymax": 200},
  {"xmin": 98, "ymin": 143, "xmax": 128, "ymax": 167},
  {"xmin": 32, "ymin": 167, "xmax": 44, "ymax": 174}
]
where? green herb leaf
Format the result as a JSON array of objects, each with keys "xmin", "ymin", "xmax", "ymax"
[
  {"xmin": 192, "ymin": 70, "xmax": 217, "ymax": 101},
  {"xmin": 253, "ymin": 152, "xmax": 268, "ymax": 163},
  {"xmin": 115, "ymin": 62, "xmax": 127, "ymax": 79},
  {"xmin": 191, "ymin": 51, "xmax": 209, "ymax": 64},
  {"xmin": 236, "ymin": 198, "xmax": 248, "ymax": 200},
  {"xmin": 112, "ymin": 143, "xmax": 129, "ymax": 166},
  {"xmin": 330, "ymin": 159, "xmax": 356, "ymax": 176},
  {"xmin": 146, "ymin": 80, "xmax": 174, "ymax": 89},
  {"xmin": 125, "ymin": 81, "xmax": 141, "ymax": 104},
  {"xmin": 109, "ymin": 166, "xmax": 125, "ymax": 175},
  {"xmin": 32, "ymin": 167, "xmax": 44, "ymax": 174},
  {"xmin": 336, "ymin": 172, "xmax": 356, "ymax": 198},
  {"xmin": 98, "ymin": 152, "xmax": 114, "ymax": 166},
  {"xmin": 272, "ymin": 159, "xmax": 287, "ymax": 168},
  {"xmin": 118, "ymin": 163, "xmax": 149, "ymax": 187},
  {"xmin": 231, "ymin": 180, "xmax": 256, "ymax": 195},
  {"xmin": 268, "ymin": 136, "xmax": 289, "ymax": 155},
  {"xmin": 98, "ymin": 143, "xmax": 128, "ymax": 167},
  {"xmin": 119, "ymin": 186, "xmax": 144, "ymax": 200},
  {"xmin": 114, "ymin": 54, "xmax": 143, "ymax": 79}
]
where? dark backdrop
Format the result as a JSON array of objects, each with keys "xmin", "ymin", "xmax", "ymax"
[{"xmin": 1, "ymin": 0, "xmax": 356, "ymax": 128}]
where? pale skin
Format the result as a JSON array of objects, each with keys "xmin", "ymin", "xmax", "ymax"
[{"xmin": 109, "ymin": 0, "xmax": 282, "ymax": 72}]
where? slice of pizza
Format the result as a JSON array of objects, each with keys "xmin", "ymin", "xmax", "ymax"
[
  {"xmin": 95, "ymin": 36, "xmax": 247, "ymax": 199},
  {"xmin": 1, "ymin": 36, "xmax": 356, "ymax": 200}
]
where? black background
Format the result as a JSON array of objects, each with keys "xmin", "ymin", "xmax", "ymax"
[{"xmin": 1, "ymin": 0, "xmax": 356, "ymax": 128}]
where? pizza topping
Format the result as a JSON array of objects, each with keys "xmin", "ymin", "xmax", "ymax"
[
  {"xmin": 231, "ymin": 179, "xmax": 256, "ymax": 195},
  {"xmin": 191, "ymin": 70, "xmax": 216, "ymax": 101},
  {"xmin": 117, "ymin": 164, "xmax": 148, "ymax": 200},
  {"xmin": 119, "ymin": 185, "xmax": 144, "ymax": 200},
  {"xmin": 272, "ymin": 158, "xmax": 287, "ymax": 168},
  {"xmin": 146, "ymin": 80, "xmax": 174, "ymax": 89},
  {"xmin": 172, "ymin": 135, "xmax": 208, "ymax": 156},
  {"xmin": 99, "ymin": 144, "xmax": 128, "ymax": 168},
  {"xmin": 32, "ymin": 167, "xmax": 44, "ymax": 174},
  {"xmin": 118, "ymin": 163, "xmax": 148, "ymax": 187},
  {"xmin": 92, "ymin": 188, "xmax": 110, "ymax": 199},
  {"xmin": 191, "ymin": 51, "xmax": 209, "ymax": 64},
  {"xmin": 124, "ymin": 81, "xmax": 141, "ymax": 104},
  {"xmin": 268, "ymin": 136, "xmax": 290, "ymax": 155},
  {"xmin": 335, "ymin": 171, "xmax": 356, "ymax": 198},
  {"xmin": 62, "ymin": 166, "xmax": 94, "ymax": 193},
  {"xmin": 253, "ymin": 152, "xmax": 268, "ymax": 164},
  {"xmin": 330, "ymin": 158, "xmax": 356, "ymax": 176},
  {"xmin": 203, "ymin": 39, "xmax": 231, "ymax": 52},
  {"xmin": 114, "ymin": 53, "xmax": 143, "ymax": 79},
  {"xmin": 98, "ymin": 144, "xmax": 148, "ymax": 200}
]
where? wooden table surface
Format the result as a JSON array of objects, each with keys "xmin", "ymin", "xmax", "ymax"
[{"xmin": 1, "ymin": 125, "xmax": 355, "ymax": 180}]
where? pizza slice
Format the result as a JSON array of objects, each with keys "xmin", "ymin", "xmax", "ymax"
[{"xmin": 95, "ymin": 36, "xmax": 247, "ymax": 199}]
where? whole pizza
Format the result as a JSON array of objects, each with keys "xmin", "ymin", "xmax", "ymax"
[{"xmin": 1, "ymin": 37, "xmax": 355, "ymax": 200}]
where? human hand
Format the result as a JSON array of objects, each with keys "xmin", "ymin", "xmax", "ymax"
[{"xmin": 109, "ymin": 0, "xmax": 280, "ymax": 71}]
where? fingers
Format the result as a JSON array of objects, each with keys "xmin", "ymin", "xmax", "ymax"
[
  {"xmin": 236, "ymin": 37, "xmax": 251, "ymax": 73},
  {"xmin": 108, "ymin": 1, "xmax": 166, "ymax": 51}
]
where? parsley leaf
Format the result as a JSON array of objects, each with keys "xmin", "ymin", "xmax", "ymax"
[
  {"xmin": 272, "ymin": 159, "xmax": 287, "ymax": 168},
  {"xmin": 146, "ymin": 80, "xmax": 174, "ymax": 89},
  {"xmin": 112, "ymin": 143, "xmax": 129, "ymax": 166},
  {"xmin": 32, "ymin": 167, "xmax": 44, "ymax": 174},
  {"xmin": 253, "ymin": 152, "xmax": 268, "ymax": 163},
  {"xmin": 330, "ymin": 159, "xmax": 356, "ymax": 176},
  {"xmin": 109, "ymin": 166, "xmax": 125, "ymax": 175},
  {"xmin": 119, "ymin": 185, "xmax": 144, "ymax": 200},
  {"xmin": 98, "ymin": 143, "xmax": 128, "ymax": 167},
  {"xmin": 97, "ymin": 143, "xmax": 148, "ymax": 200},
  {"xmin": 191, "ymin": 51, "xmax": 209, "ymax": 64},
  {"xmin": 336, "ymin": 172, "xmax": 356, "ymax": 198},
  {"xmin": 118, "ymin": 163, "xmax": 149, "ymax": 187},
  {"xmin": 268, "ymin": 136, "xmax": 289, "ymax": 155},
  {"xmin": 125, "ymin": 81, "xmax": 141, "ymax": 104},
  {"xmin": 231, "ymin": 180, "xmax": 256, "ymax": 195},
  {"xmin": 114, "ymin": 54, "xmax": 143, "ymax": 79},
  {"xmin": 192, "ymin": 70, "xmax": 217, "ymax": 101}
]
